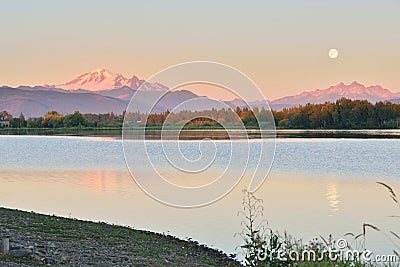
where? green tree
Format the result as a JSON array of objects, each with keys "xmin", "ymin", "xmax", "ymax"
[{"xmin": 63, "ymin": 111, "xmax": 89, "ymax": 127}]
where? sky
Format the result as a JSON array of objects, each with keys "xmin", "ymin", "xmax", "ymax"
[{"xmin": 0, "ymin": 0, "xmax": 399, "ymax": 100}]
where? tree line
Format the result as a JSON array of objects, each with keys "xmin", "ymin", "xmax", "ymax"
[
  {"xmin": 1, "ymin": 98, "xmax": 400, "ymax": 129},
  {"xmin": 140, "ymin": 107, "xmax": 260, "ymax": 128},
  {"xmin": 273, "ymin": 98, "xmax": 400, "ymax": 129},
  {"xmin": 0, "ymin": 111, "xmax": 124, "ymax": 128},
  {"xmin": 1, "ymin": 108, "xmax": 263, "ymax": 129}
]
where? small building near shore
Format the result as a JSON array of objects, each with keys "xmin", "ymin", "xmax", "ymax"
[{"xmin": 0, "ymin": 119, "xmax": 10, "ymax": 128}]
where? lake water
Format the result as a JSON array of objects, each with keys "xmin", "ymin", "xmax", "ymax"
[{"xmin": 0, "ymin": 135, "xmax": 399, "ymax": 259}]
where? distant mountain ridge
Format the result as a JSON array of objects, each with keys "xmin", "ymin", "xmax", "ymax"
[
  {"xmin": 44, "ymin": 69, "xmax": 400, "ymax": 106},
  {"xmin": 1, "ymin": 68, "xmax": 400, "ymax": 116},
  {"xmin": 270, "ymin": 81, "xmax": 400, "ymax": 107},
  {"xmin": 0, "ymin": 86, "xmax": 228, "ymax": 117},
  {"xmin": 0, "ymin": 86, "xmax": 128, "ymax": 117}
]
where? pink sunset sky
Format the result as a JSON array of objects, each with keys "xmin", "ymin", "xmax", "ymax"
[{"xmin": 0, "ymin": 1, "xmax": 399, "ymax": 100}]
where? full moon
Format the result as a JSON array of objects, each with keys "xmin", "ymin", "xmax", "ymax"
[{"xmin": 328, "ymin": 48, "xmax": 339, "ymax": 59}]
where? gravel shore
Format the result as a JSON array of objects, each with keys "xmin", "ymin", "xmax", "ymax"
[{"xmin": 0, "ymin": 207, "xmax": 240, "ymax": 266}]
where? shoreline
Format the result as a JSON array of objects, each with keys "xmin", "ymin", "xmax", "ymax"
[
  {"xmin": 1, "ymin": 128, "xmax": 400, "ymax": 139},
  {"xmin": 0, "ymin": 207, "xmax": 239, "ymax": 266}
]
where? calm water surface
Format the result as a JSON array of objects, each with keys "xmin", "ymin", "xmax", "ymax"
[{"xmin": 0, "ymin": 135, "xmax": 399, "ymax": 257}]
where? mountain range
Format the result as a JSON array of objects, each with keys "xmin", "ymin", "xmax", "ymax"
[
  {"xmin": 1, "ymin": 68, "xmax": 400, "ymax": 117},
  {"xmin": 271, "ymin": 81, "xmax": 400, "ymax": 108},
  {"xmin": 46, "ymin": 68, "xmax": 168, "ymax": 92}
]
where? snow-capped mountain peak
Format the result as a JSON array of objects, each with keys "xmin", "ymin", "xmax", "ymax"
[
  {"xmin": 50, "ymin": 68, "xmax": 168, "ymax": 92},
  {"xmin": 272, "ymin": 81, "xmax": 400, "ymax": 106}
]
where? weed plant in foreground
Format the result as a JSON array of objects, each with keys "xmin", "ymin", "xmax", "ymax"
[{"xmin": 236, "ymin": 189, "xmax": 399, "ymax": 267}]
